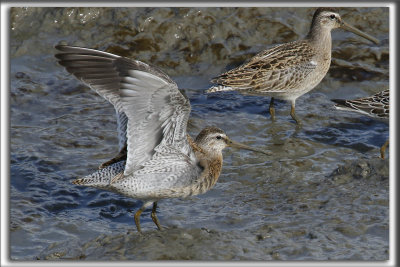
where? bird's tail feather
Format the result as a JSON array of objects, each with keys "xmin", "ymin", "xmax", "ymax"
[
  {"xmin": 72, "ymin": 160, "xmax": 126, "ymax": 189},
  {"xmin": 331, "ymin": 98, "xmax": 348, "ymax": 107},
  {"xmin": 331, "ymin": 99, "xmax": 356, "ymax": 112},
  {"xmin": 205, "ymin": 85, "xmax": 235, "ymax": 93}
]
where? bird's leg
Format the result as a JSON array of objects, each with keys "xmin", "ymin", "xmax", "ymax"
[
  {"xmin": 151, "ymin": 202, "xmax": 163, "ymax": 230},
  {"xmin": 290, "ymin": 100, "xmax": 302, "ymax": 125},
  {"xmin": 380, "ymin": 139, "xmax": 389, "ymax": 159},
  {"xmin": 134, "ymin": 208, "xmax": 143, "ymax": 233},
  {"xmin": 134, "ymin": 201, "xmax": 154, "ymax": 233},
  {"xmin": 99, "ymin": 144, "xmax": 127, "ymax": 169},
  {"xmin": 269, "ymin": 97, "xmax": 276, "ymax": 121}
]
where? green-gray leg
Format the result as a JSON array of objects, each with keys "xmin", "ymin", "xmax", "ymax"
[
  {"xmin": 134, "ymin": 208, "xmax": 144, "ymax": 233},
  {"xmin": 134, "ymin": 201, "xmax": 154, "ymax": 233},
  {"xmin": 380, "ymin": 139, "xmax": 389, "ymax": 159},
  {"xmin": 290, "ymin": 100, "xmax": 302, "ymax": 125},
  {"xmin": 269, "ymin": 97, "xmax": 276, "ymax": 121},
  {"xmin": 151, "ymin": 202, "xmax": 163, "ymax": 230}
]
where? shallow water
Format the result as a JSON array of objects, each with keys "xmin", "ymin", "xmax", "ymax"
[{"xmin": 9, "ymin": 7, "xmax": 389, "ymax": 260}]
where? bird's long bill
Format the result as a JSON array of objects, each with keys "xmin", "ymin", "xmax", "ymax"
[
  {"xmin": 227, "ymin": 139, "xmax": 271, "ymax": 155},
  {"xmin": 341, "ymin": 21, "xmax": 379, "ymax": 44}
]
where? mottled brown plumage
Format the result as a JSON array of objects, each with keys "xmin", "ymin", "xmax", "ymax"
[
  {"xmin": 332, "ymin": 90, "xmax": 389, "ymax": 120},
  {"xmin": 207, "ymin": 8, "xmax": 379, "ymax": 124},
  {"xmin": 332, "ymin": 89, "xmax": 389, "ymax": 159},
  {"xmin": 211, "ymin": 40, "xmax": 322, "ymax": 95}
]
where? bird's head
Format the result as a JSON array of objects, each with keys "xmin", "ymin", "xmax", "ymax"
[{"xmin": 195, "ymin": 126, "xmax": 270, "ymax": 156}]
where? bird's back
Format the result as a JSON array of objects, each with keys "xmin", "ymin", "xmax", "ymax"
[{"xmin": 207, "ymin": 40, "xmax": 328, "ymax": 99}]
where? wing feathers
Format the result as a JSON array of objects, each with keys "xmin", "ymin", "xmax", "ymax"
[
  {"xmin": 55, "ymin": 45, "xmax": 196, "ymax": 179},
  {"xmin": 209, "ymin": 40, "xmax": 317, "ymax": 93},
  {"xmin": 332, "ymin": 90, "xmax": 389, "ymax": 120}
]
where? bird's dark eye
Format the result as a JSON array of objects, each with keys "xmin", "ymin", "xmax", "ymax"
[
  {"xmin": 330, "ymin": 14, "xmax": 336, "ymax": 19},
  {"xmin": 216, "ymin": 136, "xmax": 222, "ymax": 140}
]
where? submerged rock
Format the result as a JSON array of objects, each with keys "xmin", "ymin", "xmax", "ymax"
[{"xmin": 329, "ymin": 158, "xmax": 389, "ymax": 184}]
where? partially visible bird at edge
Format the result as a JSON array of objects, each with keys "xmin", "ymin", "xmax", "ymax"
[
  {"xmin": 206, "ymin": 8, "xmax": 380, "ymax": 125},
  {"xmin": 331, "ymin": 89, "xmax": 389, "ymax": 159},
  {"xmin": 55, "ymin": 45, "xmax": 270, "ymax": 233}
]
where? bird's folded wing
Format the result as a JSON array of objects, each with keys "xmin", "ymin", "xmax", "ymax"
[
  {"xmin": 333, "ymin": 89, "xmax": 389, "ymax": 119},
  {"xmin": 211, "ymin": 41, "xmax": 317, "ymax": 93}
]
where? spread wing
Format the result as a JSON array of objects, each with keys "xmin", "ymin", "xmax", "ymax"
[
  {"xmin": 55, "ymin": 45, "xmax": 196, "ymax": 177},
  {"xmin": 55, "ymin": 46, "xmax": 129, "ymax": 151},
  {"xmin": 209, "ymin": 41, "xmax": 317, "ymax": 93}
]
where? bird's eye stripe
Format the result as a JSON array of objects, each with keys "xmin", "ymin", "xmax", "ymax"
[
  {"xmin": 216, "ymin": 136, "xmax": 222, "ymax": 139},
  {"xmin": 330, "ymin": 14, "xmax": 335, "ymax": 19}
]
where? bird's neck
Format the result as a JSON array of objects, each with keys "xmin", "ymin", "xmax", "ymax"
[
  {"xmin": 187, "ymin": 135, "xmax": 223, "ymax": 194},
  {"xmin": 196, "ymin": 152, "xmax": 223, "ymax": 193},
  {"xmin": 305, "ymin": 25, "xmax": 332, "ymax": 53}
]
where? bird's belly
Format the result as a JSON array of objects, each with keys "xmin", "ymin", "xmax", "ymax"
[
  {"xmin": 110, "ymin": 174, "xmax": 199, "ymax": 200},
  {"xmin": 111, "ymin": 182, "xmax": 197, "ymax": 200}
]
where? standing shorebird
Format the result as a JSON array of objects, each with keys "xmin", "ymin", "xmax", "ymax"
[
  {"xmin": 55, "ymin": 45, "xmax": 270, "ymax": 233},
  {"xmin": 331, "ymin": 89, "xmax": 389, "ymax": 159},
  {"xmin": 206, "ymin": 8, "xmax": 379, "ymax": 124}
]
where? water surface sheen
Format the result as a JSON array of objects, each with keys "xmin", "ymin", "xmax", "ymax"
[{"xmin": 10, "ymin": 7, "xmax": 389, "ymax": 260}]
